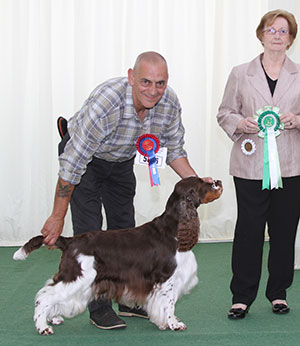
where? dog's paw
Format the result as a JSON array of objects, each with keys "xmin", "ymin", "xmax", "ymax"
[
  {"xmin": 171, "ymin": 321, "xmax": 187, "ymax": 331},
  {"xmin": 158, "ymin": 324, "xmax": 167, "ymax": 330},
  {"xmin": 167, "ymin": 316, "xmax": 187, "ymax": 331},
  {"xmin": 49, "ymin": 316, "xmax": 64, "ymax": 325},
  {"xmin": 13, "ymin": 247, "xmax": 27, "ymax": 261},
  {"xmin": 38, "ymin": 326, "xmax": 54, "ymax": 335}
]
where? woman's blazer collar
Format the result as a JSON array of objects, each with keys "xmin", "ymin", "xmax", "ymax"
[{"xmin": 247, "ymin": 53, "xmax": 298, "ymax": 105}]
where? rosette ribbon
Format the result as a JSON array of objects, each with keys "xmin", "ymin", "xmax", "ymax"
[
  {"xmin": 136, "ymin": 134, "xmax": 160, "ymax": 186},
  {"xmin": 254, "ymin": 106, "xmax": 284, "ymax": 190}
]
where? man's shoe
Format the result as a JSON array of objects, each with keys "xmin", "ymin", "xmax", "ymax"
[
  {"xmin": 118, "ymin": 305, "xmax": 149, "ymax": 319},
  {"xmin": 228, "ymin": 306, "xmax": 249, "ymax": 319},
  {"xmin": 272, "ymin": 303, "xmax": 290, "ymax": 314},
  {"xmin": 90, "ymin": 308, "xmax": 126, "ymax": 330}
]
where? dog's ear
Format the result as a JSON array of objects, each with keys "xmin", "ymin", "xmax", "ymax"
[
  {"xmin": 177, "ymin": 213, "xmax": 200, "ymax": 252},
  {"xmin": 186, "ymin": 188, "xmax": 201, "ymax": 208}
]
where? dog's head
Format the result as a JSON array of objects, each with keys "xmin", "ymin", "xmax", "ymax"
[
  {"xmin": 167, "ymin": 177, "xmax": 223, "ymax": 252},
  {"xmin": 172, "ymin": 176, "xmax": 223, "ymax": 209}
]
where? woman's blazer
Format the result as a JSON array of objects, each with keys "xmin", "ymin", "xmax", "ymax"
[{"xmin": 217, "ymin": 53, "xmax": 300, "ymax": 180}]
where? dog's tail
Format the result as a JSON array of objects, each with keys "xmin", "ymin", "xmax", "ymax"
[{"xmin": 13, "ymin": 235, "xmax": 71, "ymax": 261}]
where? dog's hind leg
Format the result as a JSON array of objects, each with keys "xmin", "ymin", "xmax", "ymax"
[
  {"xmin": 49, "ymin": 316, "xmax": 64, "ymax": 325},
  {"xmin": 34, "ymin": 255, "xmax": 97, "ymax": 335},
  {"xmin": 34, "ymin": 281, "xmax": 81, "ymax": 335},
  {"xmin": 34, "ymin": 279, "xmax": 70, "ymax": 335},
  {"xmin": 34, "ymin": 280, "xmax": 56, "ymax": 335}
]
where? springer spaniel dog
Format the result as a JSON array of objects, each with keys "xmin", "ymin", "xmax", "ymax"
[{"xmin": 13, "ymin": 177, "xmax": 222, "ymax": 335}]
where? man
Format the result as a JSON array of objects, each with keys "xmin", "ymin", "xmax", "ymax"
[{"xmin": 42, "ymin": 51, "xmax": 200, "ymax": 330}]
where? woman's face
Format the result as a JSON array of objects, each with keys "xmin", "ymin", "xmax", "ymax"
[{"xmin": 261, "ymin": 17, "xmax": 291, "ymax": 53}]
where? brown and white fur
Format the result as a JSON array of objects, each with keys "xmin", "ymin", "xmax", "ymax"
[{"xmin": 13, "ymin": 177, "xmax": 222, "ymax": 335}]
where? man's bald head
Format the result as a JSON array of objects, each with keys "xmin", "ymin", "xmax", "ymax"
[{"xmin": 133, "ymin": 51, "xmax": 168, "ymax": 74}]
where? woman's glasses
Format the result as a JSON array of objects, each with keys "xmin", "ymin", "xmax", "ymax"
[{"xmin": 263, "ymin": 27, "xmax": 289, "ymax": 35}]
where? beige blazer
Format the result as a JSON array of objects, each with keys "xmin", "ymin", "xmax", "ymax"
[{"xmin": 217, "ymin": 54, "xmax": 300, "ymax": 179}]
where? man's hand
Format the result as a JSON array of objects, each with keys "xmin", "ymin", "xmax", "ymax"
[
  {"xmin": 41, "ymin": 177, "xmax": 74, "ymax": 245},
  {"xmin": 41, "ymin": 215, "xmax": 64, "ymax": 245},
  {"xmin": 201, "ymin": 177, "xmax": 214, "ymax": 184}
]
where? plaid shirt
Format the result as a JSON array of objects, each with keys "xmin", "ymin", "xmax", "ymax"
[{"xmin": 59, "ymin": 77, "xmax": 187, "ymax": 185}]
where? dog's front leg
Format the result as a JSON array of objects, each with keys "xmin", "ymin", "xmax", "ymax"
[
  {"xmin": 145, "ymin": 276, "xmax": 186, "ymax": 331},
  {"xmin": 164, "ymin": 300, "xmax": 187, "ymax": 331},
  {"xmin": 161, "ymin": 278, "xmax": 187, "ymax": 331}
]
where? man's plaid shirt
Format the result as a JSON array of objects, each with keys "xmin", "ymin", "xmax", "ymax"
[{"xmin": 59, "ymin": 77, "xmax": 187, "ymax": 185}]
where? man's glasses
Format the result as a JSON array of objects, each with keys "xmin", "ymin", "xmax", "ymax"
[{"xmin": 263, "ymin": 27, "xmax": 289, "ymax": 36}]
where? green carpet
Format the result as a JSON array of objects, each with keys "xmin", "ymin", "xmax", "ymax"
[{"xmin": 1, "ymin": 243, "xmax": 300, "ymax": 346}]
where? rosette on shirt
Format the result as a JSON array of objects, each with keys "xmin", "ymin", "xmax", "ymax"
[
  {"xmin": 254, "ymin": 106, "xmax": 284, "ymax": 190},
  {"xmin": 136, "ymin": 134, "xmax": 160, "ymax": 186},
  {"xmin": 241, "ymin": 139, "xmax": 256, "ymax": 155}
]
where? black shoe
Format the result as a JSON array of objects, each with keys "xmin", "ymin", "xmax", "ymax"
[
  {"xmin": 90, "ymin": 308, "xmax": 126, "ymax": 330},
  {"xmin": 228, "ymin": 306, "xmax": 249, "ymax": 319},
  {"xmin": 272, "ymin": 303, "xmax": 290, "ymax": 314},
  {"xmin": 118, "ymin": 305, "xmax": 149, "ymax": 319}
]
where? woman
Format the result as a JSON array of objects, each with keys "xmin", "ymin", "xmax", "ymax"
[{"xmin": 217, "ymin": 9, "xmax": 300, "ymax": 319}]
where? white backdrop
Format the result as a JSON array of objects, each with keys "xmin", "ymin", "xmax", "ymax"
[{"xmin": 1, "ymin": 0, "xmax": 300, "ymax": 265}]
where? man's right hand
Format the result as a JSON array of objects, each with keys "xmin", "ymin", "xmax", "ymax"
[
  {"xmin": 41, "ymin": 177, "xmax": 74, "ymax": 245},
  {"xmin": 41, "ymin": 215, "xmax": 64, "ymax": 245}
]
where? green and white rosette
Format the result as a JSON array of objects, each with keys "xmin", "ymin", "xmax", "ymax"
[{"xmin": 254, "ymin": 106, "xmax": 284, "ymax": 190}]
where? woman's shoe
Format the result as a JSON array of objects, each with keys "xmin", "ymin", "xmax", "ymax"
[
  {"xmin": 228, "ymin": 305, "xmax": 249, "ymax": 319},
  {"xmin": 272, "ymin": 300, "xmax": 290, "ymax": 314}
]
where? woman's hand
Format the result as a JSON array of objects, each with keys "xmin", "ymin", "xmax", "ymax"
[
  {"xmin": 280, "ymin": 112, "xmax": 300, "ymax": 129},
  {"xmin": 237, "ymin": 117, "xmax": 259, "ymax": 133}
]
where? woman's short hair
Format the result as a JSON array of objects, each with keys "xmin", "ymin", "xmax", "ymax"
[{"xmin": 256, "ymin": 9, "xmax": 298, "ymax": 49}]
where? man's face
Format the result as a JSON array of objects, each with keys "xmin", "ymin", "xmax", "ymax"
[{"xmin": 128, "ymin": 60, "xmax": 168, "ymax": 112}]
